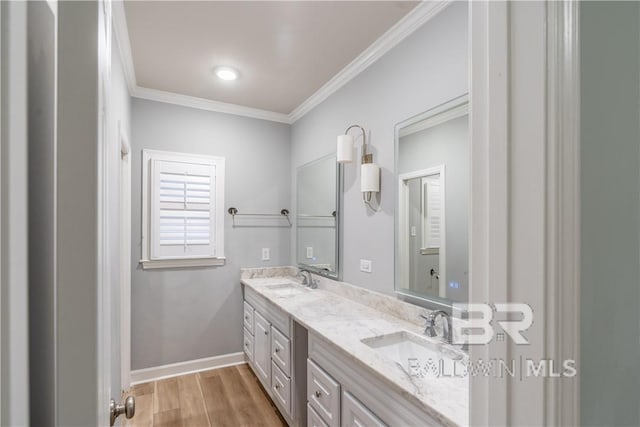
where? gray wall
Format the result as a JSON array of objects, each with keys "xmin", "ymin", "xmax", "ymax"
[
  {"xmin": 580, "ymin": 2, "xmax": 640, "ymax": 425},
  {"xmin": 131, "ymin": 99, "xmax": 291, "ymax": 369},
  {"xmin": 399, "ymin": 115, "xmax": 468, "ymax": 302},
  {"xmin": 290, "ymin": 2, "xmax": 468, "ymax": 294}
]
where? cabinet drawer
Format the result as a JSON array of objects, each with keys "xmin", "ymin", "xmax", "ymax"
[
  {"xmin": 307, "ymin": 359, "xmax": 340, "ymax": 427},
  {"xmin": 243, "ymin": 328, "xmax": 254, "ymax": 362},
  {"xmin": 308, "ymin": 403, "xmax": 329, "ymax": 427},
  {"xmin": 271, "ymin": 362, "xmax": 291, "ymax": 416},
  {"xmin": 342, "ymin": 391, "xmax": 386, "ymax": 427},
  {"xmin": 271, "ymin": 326, "xmax": 291, "ymax": 376},
  {"xmin": 243, "ymin": 301, "xmax": 254, "ymax": 334}
]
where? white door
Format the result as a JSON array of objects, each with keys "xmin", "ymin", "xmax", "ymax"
[{"xmin": 99, "ymin": 0, "xmax": 115, "ymax": 424}]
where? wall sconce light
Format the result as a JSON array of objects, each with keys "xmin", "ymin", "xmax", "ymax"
[{"xmin": 337, "ymin": 125, "xmax": 380, "ymax": 203}]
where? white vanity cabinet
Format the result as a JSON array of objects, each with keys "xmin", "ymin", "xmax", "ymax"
[
  {"xmin": 243, "ymin": 286, "xmax": 305, "ymax": 426},
  {"xmin": 308, "ymin": 333, "xmax": 445, "ymax": 427}
]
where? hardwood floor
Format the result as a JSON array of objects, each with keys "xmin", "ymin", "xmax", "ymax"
[{"xmin": 124, "ymin": 364, "xmax": 287, "ymax": 427}]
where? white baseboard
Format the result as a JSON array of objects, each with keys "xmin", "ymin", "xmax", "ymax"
[{"xmin": 130, "ymin": 352, "xmax": 246, "ymax": 385}]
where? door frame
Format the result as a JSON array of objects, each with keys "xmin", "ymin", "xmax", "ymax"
[
  {"xmin": 397, "ymin": 166, "xmax": 446, "ymax": 297},
  {"xmin": 119, "ymin": 121, "xmax": 132, "ymax": 391},
  {"xmin": 469, "ymin": 1, "xmax": 580, "ymax": 425},
  {"xmin": 545, "ymin": 1, "xmax": 580, "ymax": 424}
]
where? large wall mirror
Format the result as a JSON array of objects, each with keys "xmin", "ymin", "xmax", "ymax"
[
  {"xmin": 395, "ymin": 94, "xmax": 469, "ymax": 311},
  {"xmin": 296, "ymin": 154, "xmax": 340, "ymax": 278}
]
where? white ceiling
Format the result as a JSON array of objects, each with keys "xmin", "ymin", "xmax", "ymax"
[{"xmin": 123, "ymin": 1, "xmax": 419, "ymax": 115}]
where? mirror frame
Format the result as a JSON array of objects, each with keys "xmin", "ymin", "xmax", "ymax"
[
  {"xmin": 394, "ymin": 93, "xmax": 469, "ymax": 312},
  {"xmin": 296, "ymin": 153, "xmax": 342, "ymax": 280}
]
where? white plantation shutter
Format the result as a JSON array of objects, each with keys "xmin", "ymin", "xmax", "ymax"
[
  {"xmin": 423, "ymin": 174, "xmax": 442, "ymax": 249},
  {"xmin": 151, "ymin": 159, "xmax": 215, "ymax": 259}
]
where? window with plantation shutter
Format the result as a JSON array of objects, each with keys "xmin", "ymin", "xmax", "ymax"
[
  {"xmin": 141, "ymin": 150, "xmax": 225, "ymax": 269},
  {"xmin": 422, "ymin": 174, "xmax": 442, "ymax": 249}
]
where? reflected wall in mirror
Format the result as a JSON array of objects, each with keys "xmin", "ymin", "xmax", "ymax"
[
  {"xmin": 395, "ymin": 95, "xmax": 469, "ymax": 307},
  {"xmin": 296, "ymin": 154, "xmax": 339, "ymax": 278}
]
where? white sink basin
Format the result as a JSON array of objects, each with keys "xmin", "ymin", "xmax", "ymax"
[
  {"xmin": 263, "ymin": 282, "xmax": 309, "ymax": 297},
  {"xmin": 362, "ymin": 330, "xmax": 466, "ymax": 377}
]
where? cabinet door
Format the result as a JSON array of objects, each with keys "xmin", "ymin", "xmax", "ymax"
[
  {"xmin": 342, "ymin": 391, "xmax": 386, "ymax": 427},
  {"xmin": 253, "ymin": 311, "xmax": 271, "ymax": 386}
]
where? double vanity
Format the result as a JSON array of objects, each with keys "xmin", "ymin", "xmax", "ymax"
[
  {"xmin": 240, "ymin": 267, "xmax": 468, "ymax": 427},
  {"xmin": 241, "ymin": 93, "xmax": 471, "ymax": 426}
]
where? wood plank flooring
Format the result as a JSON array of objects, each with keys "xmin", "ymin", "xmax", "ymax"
[{"xmin": 124, "ymin": 364, "xmax": 287, "ymax": 427}]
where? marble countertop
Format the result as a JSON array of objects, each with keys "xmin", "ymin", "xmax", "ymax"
[{"xmin": 240, "ymin": 269, "xmax": 468, "ymax": 426}]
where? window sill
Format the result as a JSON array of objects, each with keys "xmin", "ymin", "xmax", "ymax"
[{"xmin": 139, "ymin": 257, "xmax": 226, "ymax": 270}]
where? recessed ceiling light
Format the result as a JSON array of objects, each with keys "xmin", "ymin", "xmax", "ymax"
[{"xmin": 214, "ymin": 66, "xmax": 238, "ymax": 81}]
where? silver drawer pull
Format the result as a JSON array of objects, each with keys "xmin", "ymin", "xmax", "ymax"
[
  {"xmin": 244, "ymin": 342, "xmax": 249, "ymax": 347},
  {"xmin": 264, "ymin": 330, "xmax": 268, "ymax": 335},
  {"xmin": 275, "ymin": 348, "xmax": 280, "ymax": 353},
  {"xmin": 314, "ymin": 390, "xmax": 321, "ymax": 398},
  {"xmin": 275, "ymin": 384, "xmax": 281, "ymax": 390}
]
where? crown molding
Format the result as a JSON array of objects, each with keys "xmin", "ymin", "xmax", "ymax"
[
  {"xmin": 112, "ymin": 0, "xmax": 451, "ymax": 125},
  {"xmin": 112, "ymin": 1, "xmax": 137, "ymax": 94},
  {"xmin": 132, "ymin": 86, "xmax": 292, "ymax": 123},
  {"xmin": 288, "ymin": 0, "xmax": 452, "ymax": 123}
]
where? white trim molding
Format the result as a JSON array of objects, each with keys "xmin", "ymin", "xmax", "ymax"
[
  {"xmin": 130, "ymin": 353, "xmax": 246, "ymax": 385},
  {"xmin": 470, "ymin": 1, "xmax": 578, "ymax": 425},
  {"xmin": 132, "ymin": 86, "xmax": 291, "ymax": 124},
  {"xmin": 139, "ymin": 257, "xmax": 226, "ymax": 270},
  {"xmin": 111, "ymin": 0, "xmax": 452, "ymax": 125},
  {"xmin": 469, "ymin": 2, "xmax": 511, "ymax": 425},
  {"xmin": 545, "ymin": 1, "xmax": 580, "ymax": 425},
  {"xmin": 112, "ymin": 1, "xmax": 136, "ymax": 94}
]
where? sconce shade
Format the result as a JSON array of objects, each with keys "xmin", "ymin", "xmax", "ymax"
[
  {"xmin": 337, "ymin": 134, "xmax": 354, "ymax": 163},
  {"xmin": 361, "ymin": 162, "xmax": 380, "ymax": 193}
]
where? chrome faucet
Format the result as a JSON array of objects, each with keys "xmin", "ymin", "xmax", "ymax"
[
  {"xmin": 420, "ymin": 310, "xmax": 452, "ymax": 343},
  {"xmin": 298, "ymin": 269, "xmax": 318, "ymax": 289},
  {"xmin": 296, "ymin": 270, "xmax": 310, "ymax": 285}
]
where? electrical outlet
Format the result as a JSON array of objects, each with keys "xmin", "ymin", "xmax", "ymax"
[
  {"xmin": 360, "ymin": 259, "xmax": 372, "ymax": 273},
  {"xmin": 261, "ymin": 248, "xmax": 270, "ymax": 261},
  {"xmin": 306, "ymin": 247, "xmax": 313, "ymax": 259}
]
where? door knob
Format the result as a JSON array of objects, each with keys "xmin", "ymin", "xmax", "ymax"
[{"xmin": 110, "ymin": 396, "xmax": 135, "ymax": 426}]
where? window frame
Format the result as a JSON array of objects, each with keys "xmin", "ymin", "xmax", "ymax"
[{"xmin": 140, "ymin": 149, "xmax": 226, "ymax": 269}]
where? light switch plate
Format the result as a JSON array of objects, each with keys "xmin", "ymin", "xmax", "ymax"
[
  {"xmin": 360, "ymin": 259, "xmax": 372, "ymax": 273},
  {"xmin": 306, "ymin": 247, "xmax": 313, "ymax": 259},
  {"xmin": 261, "ymin": 248, "xmax": 270, "ymax": 261}
]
